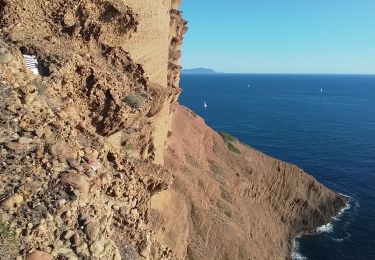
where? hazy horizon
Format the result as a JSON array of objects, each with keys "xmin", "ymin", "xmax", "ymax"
[
  {"xmin": 180, "ymin": 1, "xmax": 375, "ymax": 74},
  {"xmin": 182, "ymin": 68, "xmax": 375, "ymax": 76}
]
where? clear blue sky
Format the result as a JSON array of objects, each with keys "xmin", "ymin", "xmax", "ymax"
[{"xmin": 180, "ymin": 0, "xmax": 375, "ymax": 74}]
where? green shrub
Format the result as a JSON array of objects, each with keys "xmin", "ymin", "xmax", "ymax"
[
  {"xmin": 227, "ymin": 142, "xmax": 241, "ymax": 154},
  {"xmin": 219, "ymin": 132, "xmax": 237, "ymax": 143},
  {"xmin": 0, "ymin": 219, "xmax": 18, "ymax": 260},
  {"xmin": 219, "ymin": 132, "xmax": 241, "ymax": 154},
  {"xmin": 123, "ymin": 94, "xmax": 142, "ymax": 109}
]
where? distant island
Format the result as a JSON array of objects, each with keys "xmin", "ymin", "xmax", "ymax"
[{"xmin": 181, "ymin": 68, "xmax": 217, "ymax": 74}]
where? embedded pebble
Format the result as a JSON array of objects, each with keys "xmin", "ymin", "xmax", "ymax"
[
  {"xmin": 18, "ymin": 136, "xmax": 33, "ymax": 144},
  {"xmin": 60, "ymin": 171, "xmax": 90, "ymax": 195},
  {"xmin": 50, "ymin": 142, "xmax": 78, "ymax": 160},
  {"xmin": 26, "ymin": 251, "xmax": 52, "ymax": 260},
  {"xmin": 90, "ymin": 160, "xmax": 103, "ymax": 172},
  {"xmin": 90, "ymin": 238, "xmax": 105, "ymax": 255},
  {"xmin": 67, "ymin": 158, "xmax": 84, "ymax": 172},
  {"xmin": 63, "ymin": 230, "xmax": 75, "ymax": 240},
  {"xmin": 1, "ymin": 193, "xmax": 24, "ymax": 210},
  {"xmin": 83, "ymin": 148, "xmax": 99, "ymax": 162},
  {"xmin": 5, "ymin": 141, "xmax": 24, "ymax": 151},
  {"xmin": 85, "ymin": 221, "xmax": 100, "ymax": 241},
  {"xmin": 76, "ymin": 121, "xmax": 87, "ymax": 131},
  {"xmin": 0, "ymin": 51, "xmax": 14, "ymax": 64}
]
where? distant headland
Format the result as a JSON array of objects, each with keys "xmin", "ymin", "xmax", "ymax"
[{"xmin": 181, "ymin": 68, "xmax": 217, "ymax": 74}]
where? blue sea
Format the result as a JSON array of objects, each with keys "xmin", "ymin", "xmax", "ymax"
[{"xmin": 179, "ymin": 74, "xmax": 375, "ymax": 260}]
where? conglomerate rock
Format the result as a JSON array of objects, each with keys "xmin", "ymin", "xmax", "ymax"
[{"xmin": 0, "ymin": 0, "xmax": 184, "ymax": 259}]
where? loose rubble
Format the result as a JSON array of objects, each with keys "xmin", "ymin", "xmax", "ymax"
[{"xmin": 0, "ymin": 0, "xmax": 184, "ymax": 258}]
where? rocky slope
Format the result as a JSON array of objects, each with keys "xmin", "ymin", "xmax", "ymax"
[
  {"xmin": 0, "ymin": 0, "xmax": 345, "ymax": 259},
  {"xmin": 151, "ymin": 104, "xmax": 346, "ymax": 259}
]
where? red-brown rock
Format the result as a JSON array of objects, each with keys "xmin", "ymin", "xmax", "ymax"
[
  {"xmin": 26, "ymin": 251, "xmax": 52, "ymax": 260},
  {"xmin": 50, "ymin": 142, "xmax": 77, "ymax": 160},
  {"xmin": 60, "ymin": 171, "xmax": 90, "ymax": 195}
]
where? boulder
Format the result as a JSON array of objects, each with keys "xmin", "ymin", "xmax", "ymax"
[
  {"xmin": 60, "ymin": 172, "xmax": 90, "ymax": 195},
  {"xmin": 90, "ymin": 238, "xmax": 105, "ymax": 255},
  {"xmin": 67, "ymin": 158, "xmax": 84, "ymax": 172},
  {"xmin": 85, "ymin": 221, "xmax": 100, "ymax": 241},
  {"xmin": 0, "ymin": 51, "xmax": 14, "ymax": 64},
  {"xmin": 1, "ymin": 194, "xmax": 24, "ymax": 211},
  {"xmin": 50, "ymin": 142, "xmax": 78, "ymax": 160},
  {"xmin": 18, "ymin": 137, "xmax": 33, "ymax": 144},
  {"xmin": 26, "ymin": 251, "xmax": 52, "ymax": 260},
  {"xmin": 5, "ymin": 142, "xmax": 24, "ymax": 151},
  {"xmin": 83, "ymin": 148, "xmax": 99, "ymax": 163}
]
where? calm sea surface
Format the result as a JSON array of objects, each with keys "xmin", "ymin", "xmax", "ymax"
[{"xmin": 179, "ymin": 74, "xmax": 375, "ymax": 260}]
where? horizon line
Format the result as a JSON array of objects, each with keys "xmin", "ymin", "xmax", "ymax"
[{"xmin": 182, "ymin": 71, "xmax": 375, "ymax": 76}]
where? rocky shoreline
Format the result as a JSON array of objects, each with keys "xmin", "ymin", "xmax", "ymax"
[{"xmin": 290, "ymin": 194, "xmax": 350, "ymax": 259}]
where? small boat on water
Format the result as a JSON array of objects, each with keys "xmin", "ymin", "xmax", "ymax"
[
  {"xmin": 321, "ymin": 88, "xmax": 323, "ymax": 93},
  {"xmin": 204, "ymin": 101, "xmax": 207, "ymax": 109}
]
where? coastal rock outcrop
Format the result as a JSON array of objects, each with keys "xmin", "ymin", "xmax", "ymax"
[
  {"xmin": 151, "ymin": 104, "xmax": 346, "ymax": 259},
  {"xmin": 0, "ymin": 0, "xmax": 345, "ymax": 259}
]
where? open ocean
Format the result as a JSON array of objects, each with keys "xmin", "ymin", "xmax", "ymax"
[{"xmin": 179, "ymin": 74, "xmax": 375, "ymax": 260}]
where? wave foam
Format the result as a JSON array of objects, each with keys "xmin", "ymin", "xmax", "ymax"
[
  {"xmin": 291, "ymin": 237, "xmax": 307, "ymax": 260},
  {"xmin": 291, "ymin": 193, "xmax": 354, "ymax": 259},
  {"xmin": 318, "ymin": 194, "xmax": 353, "ymax": 232},
  {"xmin": 333, "ymin": 194, "xmax": 353, "ymax": 220},
  {"xmin": 316, "ymin": 223, "xmax": 333, "ymax": 233},
  {"xmin": 332, "ymin": 233, "xmax": 351, "ymax": 243}
]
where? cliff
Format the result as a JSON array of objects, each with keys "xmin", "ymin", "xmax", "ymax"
[
  {"xmin": 0, "ymin": 0, "xmax": 345, "ymax": 259},
  {"xmin": 150, "ymin": 105, "xmax": 345, "ymax": 259}
]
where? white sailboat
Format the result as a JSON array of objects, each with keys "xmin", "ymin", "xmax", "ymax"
[
  {"xmin": 320, "ymin": 88, "xmax": 323, "ymax": 93},
  {"xmin": 204, "ymin": 101, "xmax": 207, "ymax": 109}
]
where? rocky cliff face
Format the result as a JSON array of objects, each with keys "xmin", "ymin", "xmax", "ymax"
[
  {"xmin": 0, "ymin": 1, "xmax": 345, "ymax": 259},
  {"xmin": 151, "ymin": 105, "xmax": 346, "ymax": 259}
]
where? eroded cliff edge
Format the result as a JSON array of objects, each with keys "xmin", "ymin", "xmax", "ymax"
[
  {"xmin": 151, "ymin": 104, "xmax": 346, "ymax": 259},
  {"xmin": 0, "ymin": 0, "xmax": 346, "ymax": 259}
]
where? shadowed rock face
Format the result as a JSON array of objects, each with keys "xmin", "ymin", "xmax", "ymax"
[{"xmin": 0, "ymin": 0, "xmax": 345, "ymax": 259}]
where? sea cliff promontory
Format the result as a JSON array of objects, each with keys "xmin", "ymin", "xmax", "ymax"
[
  {"xmin": 0, "ymin": 0, "xmax": 346, "ymax": 259},
  {"xmin": 181, "ymin": 68, "xmax": 217, "ymax": 74}
]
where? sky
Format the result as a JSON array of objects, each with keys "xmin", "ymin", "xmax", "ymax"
[{"xmin": 179, "ymin": 0, "xmax": 375, "ymax": 74}]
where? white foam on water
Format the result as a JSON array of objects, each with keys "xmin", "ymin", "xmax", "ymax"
[
  {"xmin": 333, "ymin": 194, "xmax": 353, "ymax": 221},
  {"xmin": 332, "ymin": 233, "xmax": 351, "ymax": 243},
  {"xmin": 316, "ymin": 223, "xmax": 333, "ymax": 233},
  {"xmin": 317, "ymin": 194, "xmax": 353, "ymax": 233},
  {"xmin": 291, "ymin": 237, "xmax": 308, "ymax": 260},
  {"xmin": 291, "ymin": 193, "xmax": 354, "ymax": 259}
]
